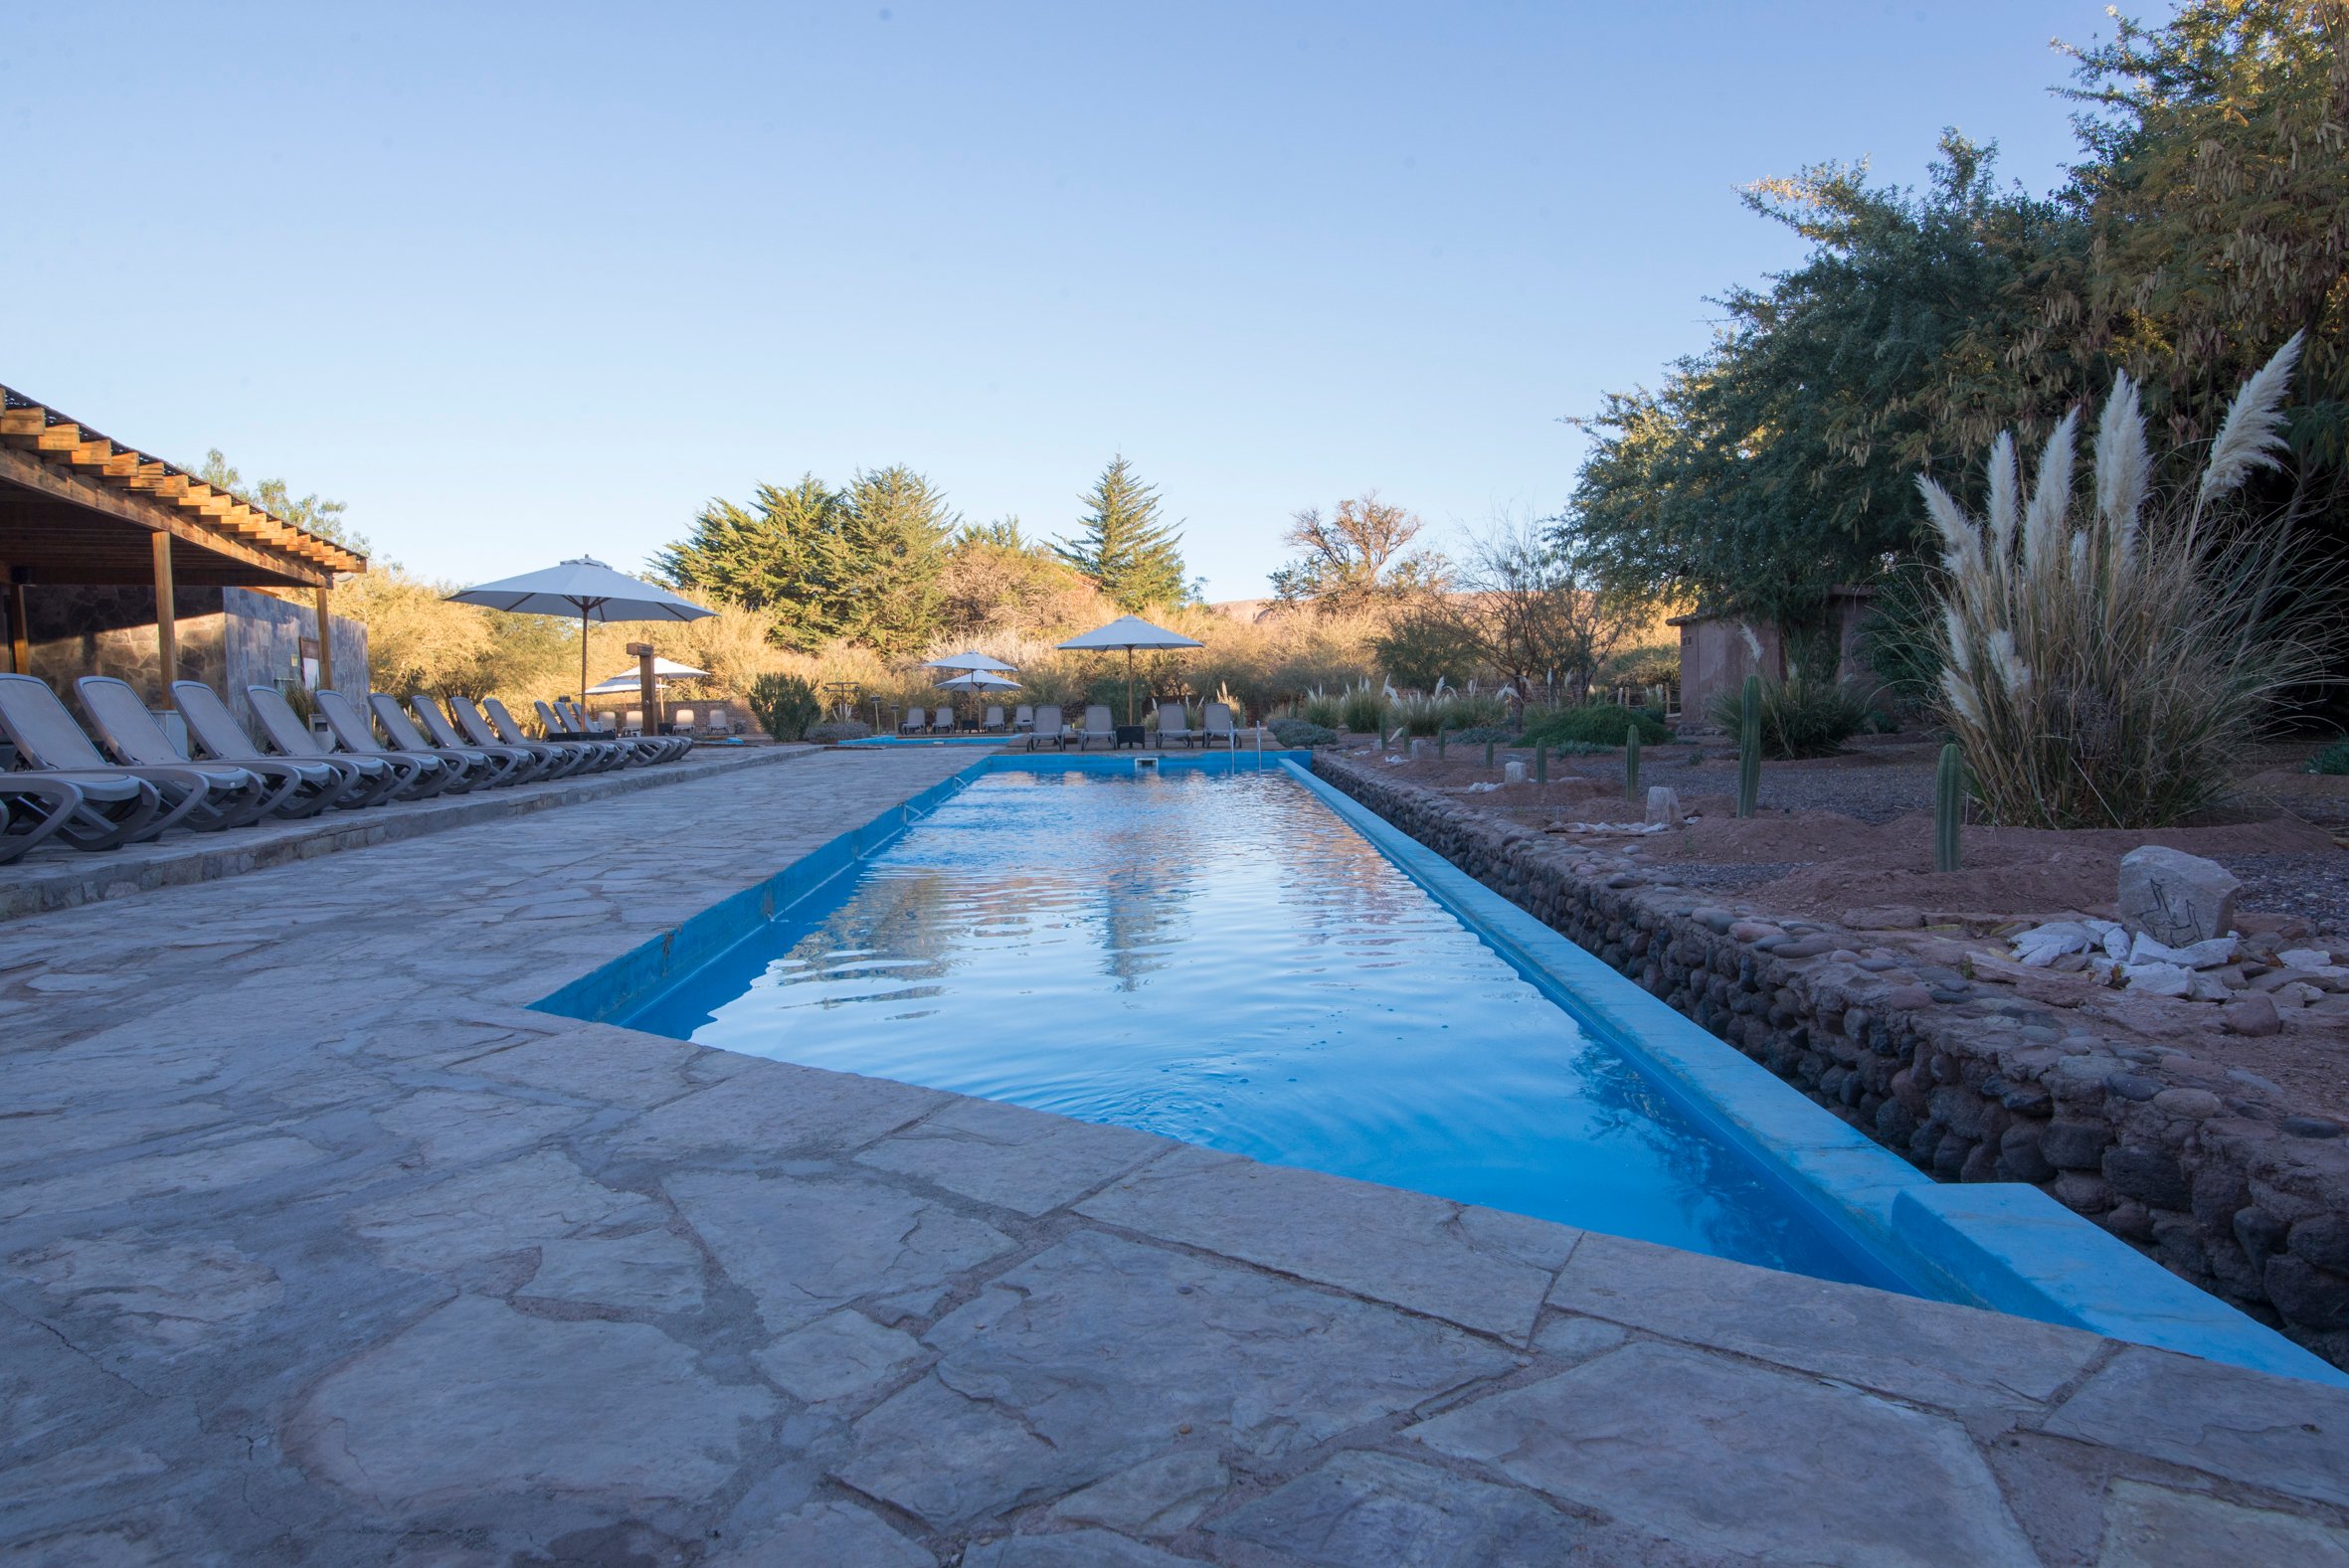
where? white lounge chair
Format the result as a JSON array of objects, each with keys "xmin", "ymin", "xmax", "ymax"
[
  {"xmin": 253, "ymin": 685, "xmax": 448, "ymax": 800},
  {"xmin": 1029, "ymin": 704, "xmax": 1066, "ymax": 750},
  {"xmin": 75, "ymin": 675, "xmax": 315, "ymax": 825},
  {"xmin": 983, "ymin": 705, "xmax": 1005, "ymax": 732},
  {"xmin": 370, "ymin": 693, "xmax": 524, "ymax": 787},
  {"xmin": 1012, "ymin": 704, "xmax": 1034, "ymax": 733},
  {"xmin": 901, "ymin": 706, "xmax": 927, "ymax": 736},
  {"xmin": 318, "ymin": 689, "xmax": 484, "ymax": 792},
  {"xmin": 1077, "ymin": 704, "xmax": 1116, "ymax": 750},
  {"xmin": 412, "ymin": 697, "xmax": 555, "ymax": 783},
  {"xmin": 170, "ymin": 680, "xmax": 382, "ymax": 809},
  {"xmin": 1203, "ymin": 701, "xmax": 1237, "ymax": 747},
  {"xmin": 557, "ymin": 698, "xmax": 685, "ymax": 762},
  {"xmin": 1154, "ymin": 702, "xmax": 1197, "ymax": 748},
  {"xmin": 0, "ymin": 674, "xmax": 243, "ymax": 844},
  {"xmin": 486, "ymin": 697, "xmax": 623, "ymax": 772},
  {"xmin": 0, "ymin": 773, "xmax": 87, "ymax": 863},
  {"xmin": 452, "ymin": 695, "xmax": 588, "ymax": 778}
]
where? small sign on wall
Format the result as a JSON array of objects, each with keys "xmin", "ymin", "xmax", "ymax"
[{"xmin": 299, "ymin": 635, "xmax": 320, "ymax": 691}]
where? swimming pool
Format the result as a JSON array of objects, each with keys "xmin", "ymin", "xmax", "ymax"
[
  {"xmin": 543, "ymin": 752, "xmax": 2346, "ymax": 1383},
  {"xmin": 623, "ymin": 765, "xmax": 1892, "ymax": 1287}
]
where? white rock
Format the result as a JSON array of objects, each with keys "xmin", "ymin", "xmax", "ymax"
[
  {"xmin": 1504, "ymin": 761, "xmax": 1527, "ymax": 784},
  {"xmin": 2013, "ymin": 925, "xmax": 2091, "ymax": 967},
  {"xmin": 2279, "ymin": 948, "xmax": 2333, "ymax": 969},
  {"xmin": 2277, "ymin": 982, "xmax": 2324, "ymax": 1008},
  {"xmin": 1644, "ymin": 786, "xmax": 1681, "ymax": 828},
  {"xmin": 2121, "ymin": 961, "xmax": 2194, "ymax": 997},
  {"xmin": 2127, "ymin": 932, "xmax": 2239, "ymax": 970},
  {"xmin": 2187, "ymin": 971, "xmax": 2234, "ymax": 1002},
  {"xmin": 2117, "ymin": 846, "xmax": 2241, "ymax": 946}
]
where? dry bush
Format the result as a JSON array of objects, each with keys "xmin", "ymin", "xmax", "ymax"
[{"xmin": 1921, "ymin": 332, "xmax": 2330, "ymax": 827}]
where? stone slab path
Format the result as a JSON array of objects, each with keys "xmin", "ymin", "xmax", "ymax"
[{"xmin": 3, "ymin": 748, "xmax": 2348, "ymax": 1565}]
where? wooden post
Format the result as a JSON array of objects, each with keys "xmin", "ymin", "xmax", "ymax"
[
  {"xmin": 4, "ymin": 570, "xmax": 27, "ymax": 676},
  {"xmin": 151, "ymin": 532, "xmax": 178, "ymax": 688},
  {"xmin": 629, "ymin": 640, "xmax": 656, "ymax": 736},
  {"xmin": 314, "ymin": 582, "xmax": 335, "ymax": 691}
]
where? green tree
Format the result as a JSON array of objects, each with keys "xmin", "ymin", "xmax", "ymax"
[
  {"xmin": 1056, "ymin": 455, "xmax": 1187, "ymax": 610},
  {"xmin": 1566, "ymin": 136, "xmax": 2076, "ymax": 631},
  {"xmin": 199, "ymin": 448, "xmax": 371, "ymax": 557},
  {"xmin": 653, "ymin": 475, "xmax": 847, "ymax": 648},
  {"xmin": 834, "ymin": 465, "xmax": 957, "ymax": 656},
  {"xmin": 2055, "ymin": 0, "xmax": 2349, "ymax": 518},
  {"xmin": 1270, "ymin": 493, "xmax": 1449, "ymax": 611}
]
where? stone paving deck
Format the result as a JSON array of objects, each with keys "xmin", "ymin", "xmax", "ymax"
[{"xmin": 4, "ymin": 748, "xmax": 2348, "ymax": 1565}]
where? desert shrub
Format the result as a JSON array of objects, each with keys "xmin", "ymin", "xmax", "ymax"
[
  {"xmin": 1856, "ymin": 561, "xmax": 1943, "ymax": 706},
  {"xmin": 2309, "ymin": 742, "xmax": 2349, "ymax": 776},
  {"xmin": 1269, "ymin": 719, "xmax": 1340, "ymax": 748},
  {"xmin": 1443, "ymin": 692, "xmax": 1509, "ymax": 728},
  {"xmin": 1598, "ymin": 642, "xmax": 1681, "ymax": 689},
  {"xmin": 807, "ymin": 720, "xmax": 872, "ymax": 743},
  {"xmin": 1340, "ymin": 681, "xmax": 1386, "ymax": 734},
  {"xmin": 1452, "ymin": 723, "xmax": 1515, "ymax": 744},
  {"xmin": 1922, "ymin": 336, "xmax": 2331, "ymax": 828},
  {"xmin": 1300, "ymin": 690, "xmax": 1345, "ymax": 729},
  {"xmin": 1387, "ymin": 693, "xmax": 1450, "ymax": 737},
  {"xmin": 1707, "ymin": 666, "xmax": 1869, "ymax": 759},
  {"xmin": 748, "ymin": 672, "xmax": 822, "ymax": 742},
  {"xmin": 1521, "ymin": 704, "xmax": 1671, "ymax": 749}
]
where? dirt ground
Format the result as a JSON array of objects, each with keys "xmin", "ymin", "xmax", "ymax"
[{"xmin": 1340, "ymin": 736, "xmax": 2349, "ymax": 1119}]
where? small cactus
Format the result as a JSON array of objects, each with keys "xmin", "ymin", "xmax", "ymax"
[
  {"xmin": 1535, "ymin": 743, "xmax": 1548, "ymax": 784},
  {"xmin": 1436, "ymin": 727, "xmax": 1447, "ymax": 759},
  {"xmin": 1625, "ymin": 724, "xmax": 1641, "ymax": 799},
  {"xmin": 1935, "ymin": 742, "xmax": 1965, "ymax": 872},
  {"xmin": 1735, "ymin": 674, "xmax": 1761, "ymax": 819},
  {"xmin": 1484, "ymin": 737, "xmax": 1496, "ymax": 768}
]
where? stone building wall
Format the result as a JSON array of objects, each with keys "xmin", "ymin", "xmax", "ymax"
[
  {"xmin": 1673, "ymin": 589, "xmax": 1881, "ymax": 729},
  {"xmin": 1314, "ymin": 753, "xmax": 2349, "ymax": 1367},
  {"xmin": 17, "ymin": 585, "xmax": 229, "ymax": 716}
]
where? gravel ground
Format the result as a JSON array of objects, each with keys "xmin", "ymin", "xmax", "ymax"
[
  {"xmin": 1642, "ymin": 863, "xmax": 1803, "ymax": 893},
  {"xmin": 1350, "ymin": 731, "xmax": 2349, "ymax": 937}
]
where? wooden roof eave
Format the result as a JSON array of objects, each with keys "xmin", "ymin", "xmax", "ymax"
[{"xmin": 0, "ymin": 442, "xmax": 344, "ymax": 587}]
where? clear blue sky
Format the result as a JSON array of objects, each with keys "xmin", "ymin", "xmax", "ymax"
[{"xmin": 6, "ymin": 2, "xmax": 2124, "ymax": 600}]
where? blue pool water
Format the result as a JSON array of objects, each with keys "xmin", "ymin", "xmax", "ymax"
[{"xmin": 623, "ymin": 768, "xmax": 1888, "ymax": 1287}]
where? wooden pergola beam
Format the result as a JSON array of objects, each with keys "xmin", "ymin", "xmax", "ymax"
[
  {"xmin": 0, "ymin": 385, "xmax": 368, "ymax": 578},
  {"xmin": 0, "ymin": 445, "xmax": 333, "ymax": 588}
]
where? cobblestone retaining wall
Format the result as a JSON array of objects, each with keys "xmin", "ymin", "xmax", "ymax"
[{"xmin": 1315, "ymin": 754, "xmax": 2349, "ymax": 1367}]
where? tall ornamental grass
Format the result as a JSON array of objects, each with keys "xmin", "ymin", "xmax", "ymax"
[{"xmin": 1920, "ymin": 332, "xmax": 2325, "ymax": 829}]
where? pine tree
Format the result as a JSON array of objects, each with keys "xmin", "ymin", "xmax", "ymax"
[
  {"xmin": 1056, "ymin": 455, "xmax": 1187, "ymax": 611},
  {"xmin": 652, "ymin": 475, "xmax": 848, "ymax": 649},
  {"xmin": 834, "ymin": 465, "xmax": 957, "ymax": 656}
]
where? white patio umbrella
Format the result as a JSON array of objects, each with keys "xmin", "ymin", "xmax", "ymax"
[
  {"xmin": 925, "ymin": 650, "xmax": 1019, "ymax": 673},
  {"xmin": 933, "ymin": 669, "xmax": 1020, "ymax": 727},
  {"xmin": 1055, "ymin": 614, "xmax": 1203, "ymax": 724},
  {"xmin": 447, "ymin": 556, "xmax": 713, "ymax": 709},
  {"xmin": 585, "ymin": 657, "xmax": 709, "ymax": 695}
]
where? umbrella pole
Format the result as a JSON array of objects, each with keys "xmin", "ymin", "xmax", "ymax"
[
  {"xmin": 579, "ymin": 606, "xmax": 589, "ymax": 715},
  {"xmin": 1126, "ymin": 646, "xmax": 1136, "ymax": 727}
]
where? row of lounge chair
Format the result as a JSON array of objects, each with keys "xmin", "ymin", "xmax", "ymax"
[
  {"xmin": 1016, "ymin": 702, "xmax": 1241, "ymax": 750},
  {"xmin": 0, "ymin": 675, "xmax": 690, "ymax": 863},
  {"xmin": 897, "ymin": 703, "xmax": 1240, "ymax": 743}
]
